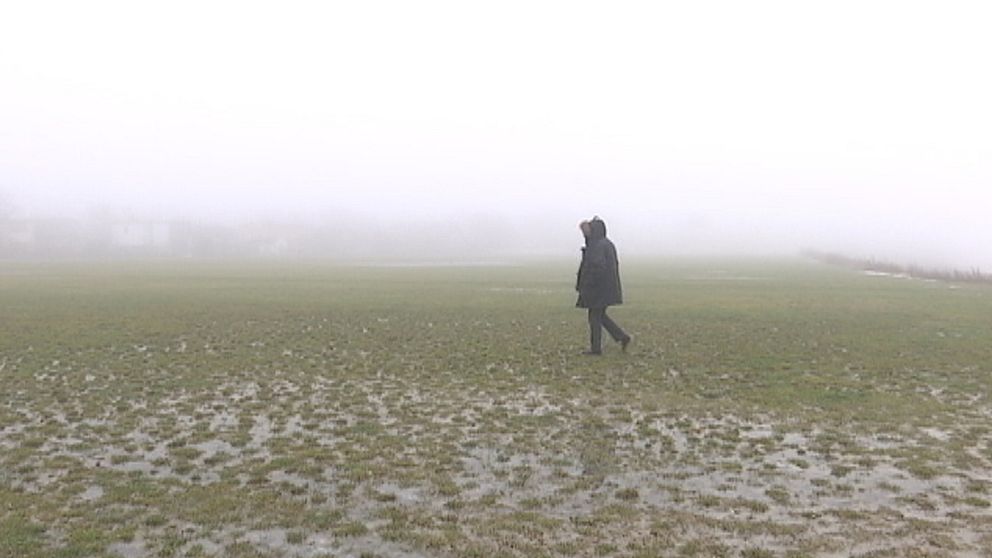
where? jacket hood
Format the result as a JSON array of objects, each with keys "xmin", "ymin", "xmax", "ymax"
[{"xmin": 588, "ymin": 217, "xmax": 607, "ymax": 240}]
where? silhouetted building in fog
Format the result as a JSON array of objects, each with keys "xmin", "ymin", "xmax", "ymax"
[
  {"xmin": 0, "ymin": 219, "xmax": 37, "ymax": 257},
  {"xmin": 110, "ymin": 222, "xmax": 172, "ymax": 250}
]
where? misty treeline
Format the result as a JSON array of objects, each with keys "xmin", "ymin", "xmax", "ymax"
[
  {"xmin": 0, "ymin": 207, "xmax": 517, "ymax": 261},
  {"xmin": 803, "ymin": 250, "xmax": 991, "ymax": 284}
]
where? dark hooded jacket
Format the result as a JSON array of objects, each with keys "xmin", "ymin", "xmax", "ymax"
[{"xmin": 576, "ymin": 218, "xmax": 623, "ymax": 308}]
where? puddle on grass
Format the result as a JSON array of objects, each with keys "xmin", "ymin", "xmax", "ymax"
[
  {"xmin": 191, "ymin": 439, "xmax": 239, "ymax": 461},
  {"xmin": 448, "ymin": 412, "xmax": 992, "ymax": 530},
  {"xmin": 240, "ymin": 528, "xmax": 289, "ymax": 550},
  {"xmin": 249, "ymin": 415, "xmax": 275, "ymax": 449},
  {"xmin": 108, "ymin": 539, "xmax": 149, "ymax": 558},
  {"xmin": 374, "ymin": 482, "xmax": 426, "ymax": 504},
  {"xmin": 921, "ymin": 427, "xmax": 953, "ymax": 442},
  {"xmin": 8, "ymin": 363, "xmax": 991, "ymax": 558},
  {"xmin": 268, "ymin": 470, "xmax": 313, "ymax": 490},
  {"xmin": 79, "ymin": 485, "xmax": 104, "ymax": 501},
  {"xmin": 320, "ymin": 533, "xmax": 432, "ymax": 558},
  {"xmin": 207, "ymin": 410, "xmax": 239, "ymax": 431}
]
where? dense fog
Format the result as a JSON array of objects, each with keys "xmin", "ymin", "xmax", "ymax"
[{"xmin": 2, "ymin": 1, "xmax": 989, "ymax": 269}]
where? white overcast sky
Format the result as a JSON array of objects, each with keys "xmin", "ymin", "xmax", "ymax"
[{"xmin": 1, "ymin": 0, "xmax": 990, "ymax": 265}]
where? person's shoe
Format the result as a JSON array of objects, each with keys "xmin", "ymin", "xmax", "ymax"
[
  {"xmin": 582, "ymin": 350, "xmax": 602, "ymax": 356},
  {"xmin": 620, "ymin": 336, "xmax": 632, "ymax": 353}
]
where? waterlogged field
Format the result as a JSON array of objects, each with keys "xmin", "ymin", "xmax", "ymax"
[{"xmin": 1, "ymin": 259, "xmax": 991, "ymax": 558}]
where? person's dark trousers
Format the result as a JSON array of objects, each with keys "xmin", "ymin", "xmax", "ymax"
[{"xmin": 588, "ymin": 307, "xmax": 629, "ymax": 353}]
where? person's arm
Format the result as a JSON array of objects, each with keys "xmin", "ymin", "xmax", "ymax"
[
  {"xmin": 575, "ymin": 247, "xmax": 585, "ymax": 291},
  {"xmin": 607, "ymin": 242, "xmax": 620, "ymax": 273},
  {"xmin": 583, "ymin": 242, "xmax": 608, "ymax": 286},
  {"xmin": 608, "ymin": 241, "xmax": 622, "ymax": 299}
]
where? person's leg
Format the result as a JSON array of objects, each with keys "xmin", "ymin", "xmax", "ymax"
[
  {"xmin": 587, "ymin": 307, "xmax": 604, "ymax": 354},
  {"xmin": 601, "ymin": 309, "xmax": 631, "ymax": 351},
  {"xmin": 601, "ymin": 309, "xmax": 629, "ymax": 343}
]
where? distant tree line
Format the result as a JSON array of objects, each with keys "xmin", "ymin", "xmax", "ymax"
[
  {"xmin": 802, "ymin": 249, "xmax": 991, "ymax": 284},
  {"xmin": 0, "ymin": 212, "xmax": 517, "ymax": 261}
]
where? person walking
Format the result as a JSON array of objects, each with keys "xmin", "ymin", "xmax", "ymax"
[{"xmin": 576, "ymin": 217, "xmax": 631, "ymax": 355}]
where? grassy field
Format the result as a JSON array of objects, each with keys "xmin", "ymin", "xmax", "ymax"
[{"xmin": 1, "ymin": 258, "xmax": 990, "ymax": 558}]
